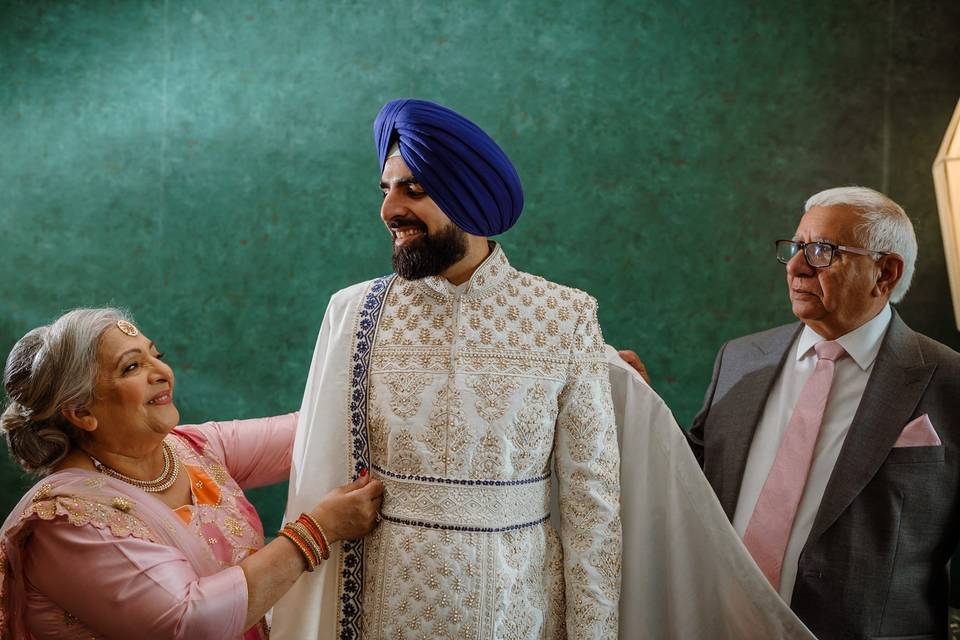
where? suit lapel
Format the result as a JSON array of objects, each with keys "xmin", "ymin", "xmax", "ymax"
[
  {"xmin": 805, "ymin": 312, "xmax": 936, "ymax": 547},
  {"xmin": 713, "ymin": 325, "xmax": 799, "ymax": 518}
]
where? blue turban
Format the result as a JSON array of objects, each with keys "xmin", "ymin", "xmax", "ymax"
[{"xmin": 374, "ymin": 99, "xmax": 524, "ymax": 236}]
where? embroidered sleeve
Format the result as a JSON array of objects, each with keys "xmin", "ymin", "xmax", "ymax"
[
  {"xmin": 23, "ymin": 517, "xmax": 247, "ymax": 639},
  {"xmin": 181, "ymin": 413, "xmax": 299, "ymax": 489},
  {"xmin": 554, "ymin": 294, "xmax": 622, "ymax": 638}
]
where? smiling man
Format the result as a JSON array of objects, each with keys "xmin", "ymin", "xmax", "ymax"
[
  {"xmin": 688, "ymin": 186, "xmax": 960, "ymax": 639},
  {"xmin": 271, "ymin": 99, "xmax": 621, "ymax": 640}
]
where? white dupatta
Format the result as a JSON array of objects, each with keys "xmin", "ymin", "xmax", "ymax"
[
  {"xmin": 604, "ymin": 346, "xmax": 815, "ymax": 639},
  {"xmin": 270, "ymin": 277, "xmax": 816, "ymax": 639}
]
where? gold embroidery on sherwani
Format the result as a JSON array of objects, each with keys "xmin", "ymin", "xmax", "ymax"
[
  {"xmin": 544, "ymin": 525, "xmax": 567, "ymax": 638},
  {"xmin": 494, "ymin": 528, "xmax": 550, "ymax": 638},
  {"xmin": 367, "ymin": 526, "xmax": 491, "ymax": 639},
  {"xmin": 559, "ymin": 382, "xmax": 604, "ymax": 464},
  {"xmin": 509, "ymin": 383, "xmax": 555, "ymax": 475},
  {"xmin": 383, "ymin": 372, "xmax": 430, "ymax": 419},
  {"xmin": 468, "ymin": 375, "xmax": 519, "ymax": 423},
  {"xmin": 562, "ymin": 470, "xmax": 606, "ymax": 553},
  {"xmin": 359, "ymin": 245, "xmax": 620, "ymax": 639},
  {"xmin": 469, "ymin": 430, "xmax": 503, "ymax": 478},
  {"xmin": 389, "ymin": 429, "xmax": 423, "ymax": 476},
  {"xmin": 368, "ymin": 410, "xmax": 389, "ymax": 467},
  {"xmin": 422, "ymin": 383, "xmax": 472, "ymax": 474}
]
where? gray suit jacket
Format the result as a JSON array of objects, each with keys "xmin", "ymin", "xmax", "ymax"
[{"xmin": 689, "ymin": 311, "xmax": 960, "ymax": 640}]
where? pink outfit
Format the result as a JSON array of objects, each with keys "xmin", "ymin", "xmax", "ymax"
[{"xmin": 0, "ymin": 414, "xmax": 297, "ymax": 640}]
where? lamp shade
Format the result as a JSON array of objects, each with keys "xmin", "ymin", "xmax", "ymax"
[{"xmin": 933, "ymin": 98, "xmax": 960, "ymax": 331}]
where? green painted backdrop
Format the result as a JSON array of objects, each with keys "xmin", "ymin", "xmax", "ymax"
[{"xmin": 2, "ymin": 0, "xmax": 958, "ymax": 564}]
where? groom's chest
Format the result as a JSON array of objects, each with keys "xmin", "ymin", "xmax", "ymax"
[{"xmin": 365, "ymin": 280, "xmax": 571, "ymax": 479}]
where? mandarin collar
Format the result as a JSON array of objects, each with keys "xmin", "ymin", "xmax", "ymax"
[{"xmin": 415, "ymin": 242, "xmax": 513, "ymax": 301}]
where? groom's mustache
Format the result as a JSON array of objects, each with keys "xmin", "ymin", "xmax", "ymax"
[{"xmin": 387, "ymin": 217, "xmax": 427, "ymax": 231}]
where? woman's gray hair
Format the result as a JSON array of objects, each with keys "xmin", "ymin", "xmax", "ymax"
[
  {"xmin": 804, "ymin": 186, "xmax": 918, "ymax": 304},
  {"xmin": 1, "ymin": 308, "xmax": 134, "ymax": 476}
]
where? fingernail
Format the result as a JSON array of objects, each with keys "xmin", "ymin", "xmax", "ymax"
[{"xmin": 360, "ymin": 467, "xmax": 368, "ymax": 477}]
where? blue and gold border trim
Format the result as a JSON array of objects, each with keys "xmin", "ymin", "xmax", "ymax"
[
  {"xmin": 380, "ymin": 512, "xmax": 550, "ymax": 534},
  {"xmin": 337, "ymin": 274, "xmax": 395, "ymax": 640},
  {"xmin": 370, "ymin": 463, "xmax": 550, "ymax": 487}
]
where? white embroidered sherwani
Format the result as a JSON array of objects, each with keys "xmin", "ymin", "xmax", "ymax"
[{"xmin": 272, "ymin": 244, "xmax": 621, "ymax": 640}]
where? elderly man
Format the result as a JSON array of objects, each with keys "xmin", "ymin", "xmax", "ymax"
[
  {"xmin": 689, "ymin": 186, "xmax": 960, "ymax": 639},
  {"xmin": 271, "ymin": 99, "xmax": 620, "ymax": 639}
]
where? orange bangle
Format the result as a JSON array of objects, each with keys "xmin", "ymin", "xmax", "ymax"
[
  {"xmin": 301, "ymin": 512, "xmax": 331, "ymax": 557},
  {"xmin": 278, "ymin": 528, "xmax": 316, "ymax": 571},
  {"xmin": 297, "ymin": 513, "xmax": 330, "ymax": 560},
  {"xmin": 287, "ymin": 522, "xmax": 323, "ymax": 567},
  {"xmin": 297, "ymin": 518, "xmax": 326, "ymax": 559},
  {"xmin": 283, "ymin": 526, "xmax": 318, "ymax": 567},
  {"xmin": 294, "ymin": 526, "xmax": 321, "ymax": 567}
]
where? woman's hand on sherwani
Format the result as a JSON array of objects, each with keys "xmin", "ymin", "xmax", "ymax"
[
  {"xmin": 310, "ymin": 471, "xmax": 384, "ymax": 544},
  {"xmin": 240, "ymin": 473, "xmax": 383, "ymax": 631}
]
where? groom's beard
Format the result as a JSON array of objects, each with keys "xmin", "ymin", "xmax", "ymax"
[{"xmin": 392, "ymin": 223, "xmax": 468, "ymax": 280}]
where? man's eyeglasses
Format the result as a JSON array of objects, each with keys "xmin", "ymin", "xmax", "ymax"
[{"xmin": 775, "ymin": 240, "xmax": 889, "ymax": 269}]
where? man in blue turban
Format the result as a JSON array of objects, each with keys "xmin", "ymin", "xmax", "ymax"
[
  {"xmin": 273, "ymin": 99, "xmax": 818, "ymax": 640},
  {"xmin": 273, "ymin": 99, "xmax": 622, "ymax": 639},
  {"xmin": 374, "ymin": 98, "xmax": 524, "ymax": 282}
]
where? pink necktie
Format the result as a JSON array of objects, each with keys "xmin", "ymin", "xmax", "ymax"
[{"xmin": 743, "ymin": 340, "xmax": 847, "ymax": 590}]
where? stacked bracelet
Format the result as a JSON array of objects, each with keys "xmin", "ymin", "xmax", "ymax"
[
  {"xmin": 279, "ymin": 512, "xmax": 332, "ymax": 572},
  {"xmin": 278, "ymin": 526, "xmax": 317, "ymax": 571},
  {"xmin": 297, "ymin": 512, "xmax": 331, "ymax": 561}
]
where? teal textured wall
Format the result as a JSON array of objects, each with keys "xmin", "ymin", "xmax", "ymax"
[{"xmin": 2, "ymin": 1, "xmax": 959, "ymax": 545}]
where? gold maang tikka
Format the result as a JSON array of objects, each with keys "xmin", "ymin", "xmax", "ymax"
[{"xmin": 116, "ymin": 320, "xmax": 139, "ymax": 337}]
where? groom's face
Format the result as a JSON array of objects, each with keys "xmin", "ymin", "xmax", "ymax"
[{"xmin": 379, "ymin": 156, "xmax": 467, "ymax": 279}]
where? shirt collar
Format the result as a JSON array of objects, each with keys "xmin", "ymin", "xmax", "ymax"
[
  {"xmin": 795, "ymin": 304, "xmax": 892, "ymax": 371},
  {"xmin": 415, "ymin": 241, "xmax": 513, "ymax": 301}
]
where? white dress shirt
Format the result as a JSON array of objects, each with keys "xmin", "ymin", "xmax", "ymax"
[{"xmin": 731, "ymin": 304, "xmax": 892, "ymax": 603}]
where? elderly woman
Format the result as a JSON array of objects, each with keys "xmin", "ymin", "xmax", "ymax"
[{"xmin": 0, "ymin": 308, "xmax": 383, "ymax": 639}]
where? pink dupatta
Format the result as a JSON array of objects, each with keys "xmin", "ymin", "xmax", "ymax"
[{"xmin": 0, "ymin": 468, "xmax": 223, "ymax": 639}]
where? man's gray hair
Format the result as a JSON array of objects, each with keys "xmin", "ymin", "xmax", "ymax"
[
  {"xmin": 804, "ymin": 186, "xmax": 917, "ymax": 304},
  {"xmin": 1, "ymin": 308, "xmax": 134, "ymax": 475}
]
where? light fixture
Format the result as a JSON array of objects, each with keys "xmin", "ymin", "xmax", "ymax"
[{"xmin": 933, "ymin": 98, "xmax": 960, "ymax": 331}]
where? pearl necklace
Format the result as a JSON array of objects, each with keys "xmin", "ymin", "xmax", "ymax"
[{"xmin": 88, "ymin": 440, "xmax": 180, "ymax": 493}]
